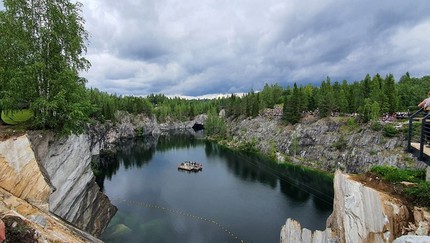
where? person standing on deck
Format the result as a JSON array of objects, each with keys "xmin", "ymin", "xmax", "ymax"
[
  {"xmin": 418, "ymin": 90, "xmax": 430, "ymax": 109},
  {"xmin": 418, "ymin": 90, "xmax": 430, "ymax": 146}
]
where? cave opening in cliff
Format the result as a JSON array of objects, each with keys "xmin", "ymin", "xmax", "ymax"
[{"xmin": 192, "ymin": 123, "xmax": 204, "ymax": 131}]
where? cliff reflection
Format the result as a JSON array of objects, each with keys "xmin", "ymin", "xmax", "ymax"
[
  {"xmin": 98, "ymin": 134, "xmax": 334, "ymax": 242},
  {"xmin": 204, "ymin": 141, "xmax": 333, "ymax": 209},
  {"xmin": 95, "ymin": 133, "xmax": 205, "ymax": 190},
  {"xmin": 96, "ymin": 134, "xmax": 333, "ymax": 209}
]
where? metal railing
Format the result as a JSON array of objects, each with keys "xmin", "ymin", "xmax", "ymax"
[{"xmin": 408, "ymin": 107, "xmax": 430, "ymax": 161}]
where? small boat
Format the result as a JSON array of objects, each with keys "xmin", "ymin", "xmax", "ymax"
[{"xmin": 178, "ymin": 161, "xmax": 203, "ymax": 172}]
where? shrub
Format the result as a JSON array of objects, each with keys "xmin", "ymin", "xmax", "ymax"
[
  {"xmin": 347, "ymin": 117, "xmax": 358, "ymax": 129},
  {"xmin": 370, "ymin": 166, "xmax": 425, "ymax": 183},
  {"xmin": 405, "ymin": 182, "xmax": 430, "ymax": 207},
  {"xmin": 383, "ymin": 124, "xmax": 398, "ymax": 137},
  {"xmin": 238, "ymin": 138, "xmax": 258, "ymax": 153},
  {"xmin": 370, "ymin": 122, "xmax": 383, "ymax": 131}
]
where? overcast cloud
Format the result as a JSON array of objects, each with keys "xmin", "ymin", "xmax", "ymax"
[{"xmin": 2, "ymin": 1, "xmax": 430, "ymax": 97}]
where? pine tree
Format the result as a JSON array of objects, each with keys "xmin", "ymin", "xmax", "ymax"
[
  {"xmin": 283, "ymin": 83, "xmax": 301, "ymax": 124},
  {"xmin": 384, "ymin": 74, "xmax": 398, "ymax": 113}
]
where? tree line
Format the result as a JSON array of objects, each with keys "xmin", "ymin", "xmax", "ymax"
[{"xmin": 1, "ymin": 1, "xmax": 430, "ymax": 135}]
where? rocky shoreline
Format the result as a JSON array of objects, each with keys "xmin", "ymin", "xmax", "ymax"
[
  {"xmin": 1, "ymin": 110, "xmax": 429, "ymax": 242},
  {"xmin": 91, "ymin": 111, "xmax": 430, "ymax": 242}
]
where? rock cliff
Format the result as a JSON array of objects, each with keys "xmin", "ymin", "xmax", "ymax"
[
  {"xmin": 280, "ymin": 171, "xmax": 430, "ymax": 243},
  {"xmin": 110, "ymin": 111, "xmax": 207, "ymax": 138},
  {"xmin": 0, "ymin": 134, "xmax": 109, "ymax": 242},
  {"xmin": 227, "ymin": 115, "xmax": 418, "ymax": 173},
  {"xmin": 0, "ymin": 135, "xmax": 52, "ymax": 209},
  {"xmin": 27, "ymin": 131, "xmax": 117, "ymax": 237}
]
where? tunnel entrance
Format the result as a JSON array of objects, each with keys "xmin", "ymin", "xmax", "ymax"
[{"xmin": 192, "ymin": 123, "xmax": 204, "ymax": 131}]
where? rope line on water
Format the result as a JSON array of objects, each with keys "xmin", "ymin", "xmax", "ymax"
[{"xmin": 114, "ymin": 199, "xmax": 245, "ymax": 243}]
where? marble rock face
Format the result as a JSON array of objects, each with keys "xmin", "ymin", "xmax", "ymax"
[{"xmin": 280, "ymin": 171, "xmax": 430, "ymax": 243}]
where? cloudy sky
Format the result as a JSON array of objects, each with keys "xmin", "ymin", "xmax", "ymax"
[{"xmin": 2, "ymin": 1, "xmax": 430, "ymax": 97}]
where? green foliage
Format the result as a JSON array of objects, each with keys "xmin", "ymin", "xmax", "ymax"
[
  {"xmin": 371, "ymin": 166, "xmax": 430, "ymax": 208},
  {"xmin": 1, "ymin": 109, "xmax": 33, "ymax": 125},
  {"xmin": 370, "ymin": 166, "xmax": 425, "ymax": 183},
  {"xmin": 404, "ymin": 182, "xmax": 430, "ymax": 207},
  {"xmin": 289, "ymin": 133, "xmax": 299, "ymax": 155},
  {"xmin": 283, "ymin": 83, "xmax": 301, "ymax": 124},
  {"xmin": 238, "ymin": 138, "xmax": 258, "ymax": 153},
  {"xmin": 0, "ymin": 0, "xmax": 427, "ymax": 138},
  {"xmin": 0, "ymin": 0, "xmax": 91, "ymax": 133},
  {"xmin": 318, "ymin": 77, "xmax": 336, "ymax": 117},
  {"xmin": 268, "ymin": 140, "xmax": 278, "ymax": 160},
  {"xmin": 383, "ymin": 124, "xmax": 398, "ymax": 137},
  {"xmin": 205, "ymin": 107, "xmax": 227, "ymax": 139},
  {"xmin": 370, "ymin": 101, "xmax": 381, "ymax": 121},
  {"xmin": 370, "ymin": 122, "xmax": 383, "ymax": 131},
  {"xmin": 347, "ymin": 117, "xmax": 358, "ymax": 129}
]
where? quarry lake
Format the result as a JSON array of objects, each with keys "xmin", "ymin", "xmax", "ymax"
[{"xmin": 97, "ymin": 133, "xmax": 333, "ymax": 243}]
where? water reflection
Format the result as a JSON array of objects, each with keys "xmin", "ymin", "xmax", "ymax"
[
  {"xmin": 97, "ymin": 134, "xmax": 334, "ymax": 243},
  {"xmin": 204, "ymin": 141, "xmax": 333, "ymax": 206}
]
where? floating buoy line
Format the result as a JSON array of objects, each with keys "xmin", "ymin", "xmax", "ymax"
[{"xmin": 113, "ymin": 199, "xmax": 245, "ymax": 243}]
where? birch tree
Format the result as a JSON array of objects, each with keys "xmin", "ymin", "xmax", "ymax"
[{"xmin": 0, "ymin": 0, "xmax": 92, "ymax": 133}]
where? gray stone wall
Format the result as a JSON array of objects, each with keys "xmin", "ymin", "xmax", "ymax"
[{"xmin": 28, "ymin": 132, "xmax": 117, "ymax": 237}]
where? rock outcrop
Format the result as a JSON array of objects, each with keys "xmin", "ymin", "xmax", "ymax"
[
  {"xmin": 280, "ymin": 171, "xmax": 430, "ymax": 243},
  {"xmin": 110, "ymin": 111, "xmax": 207, "ymax": 137},
  {"xmin": 227, "ymin": 115, "xmax": 417, "ymax": 173},
  {"xmin": 280, "ymin": 218, "xmax": 335, "ymax": 243},
  {"xmin": 0, "ymin": 187, "xmax": 102, "ymax": 243},
  {"xmin": 27, "ymin": 131, "xmax": 117, "ymax": 237},
  {"xmin": 0, "ymin": 135, "xmax": 52, "ymax": 209},
  {"xmin": 0, "ymin": 134, "xmax": 111, "ymax": 242}
]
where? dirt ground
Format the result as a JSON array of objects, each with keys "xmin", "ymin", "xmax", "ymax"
[
  {"xmin": 0, "ymin": 124, "xmax": 26, "ymax": 141},
  {"xmin": 350, "ymin": 172, "xmax": 415, "ymax": 209},
  {"xmin": 1, "ymin": 215, "xmax": 36, "ymax": 243}
]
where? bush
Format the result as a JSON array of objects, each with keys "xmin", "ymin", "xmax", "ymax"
[
  {"xmin": 371, "ymin": 122, "xmax": 383, "ymax": 131},
  {"xmin": 383, "ymin": 124, "xmax": 398, "ymax": 137},
  {"xmin": 370, "ymin": 166, "xmax": 425, "ymax": 183},
  {"xmin": 347, "ymin": 117, "xmax": 358, "ymax": 129},
  {"xmin": 238, "ymin": 138, "xmax": 258, "ymax": 153},
  {"xmin": 370, "ymin": 166, "xmax": 430, "ymax": 207},
  {"xmin": 405, "ymin": 182, "xmax": 430, "ymax": 207}
]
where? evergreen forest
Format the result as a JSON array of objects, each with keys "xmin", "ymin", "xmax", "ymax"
[{"xmin": 1, "ymin": 0, "xmax": 430, "ymax": 135}]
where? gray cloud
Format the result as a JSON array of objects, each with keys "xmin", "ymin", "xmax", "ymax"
[{"xmin": 4, "ymin": 0, "xmax": 430, "ymax": 96}]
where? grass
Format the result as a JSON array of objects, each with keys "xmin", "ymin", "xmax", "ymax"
[
  {"xmin": 370, "ymin": 165, "xmax": 430, "ymax": 207},
  {"xmin": 1, "ymin": 109, "xmax": 34, "ymax": 125},
  {"xmin": 370, "ymin": 165, "xmax": 425, "ymax": 183}
]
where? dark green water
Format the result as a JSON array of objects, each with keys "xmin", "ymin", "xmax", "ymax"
[{"xmin": 97, "ymin": 134, "xmax": 333, "ymax": 243}]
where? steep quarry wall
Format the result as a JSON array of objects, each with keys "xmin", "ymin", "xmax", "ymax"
[
  {"xmin": 0, "ymin": 187, "xmax": 102, "ymax": 243},
  {"xmin": 227, "ymin": 116, "xmax": 418, "ymax": 173},
  {"xmin": 27, "ymin": 131, "xmax": 117, "ymax": 237},
  {"xmin": 0, "ymin": 135, "xmax": 107, "ymax": 242},
  {"xmin": 280, "ymin": 171, "xmax": 430, "ymax": 243},
  {"xmin": 0, "ymin": 135, "xmax": 52, "ymax": 208}
]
